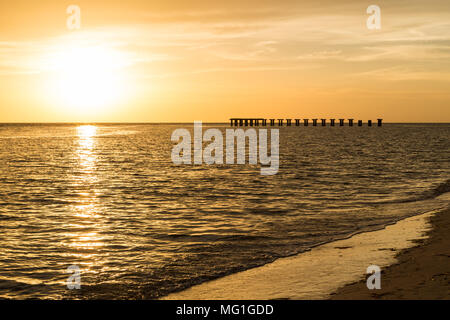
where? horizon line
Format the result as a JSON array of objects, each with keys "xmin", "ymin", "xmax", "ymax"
[{"xmin": 1, "ymin": 121, "xmax": 450, "ymax": 125}]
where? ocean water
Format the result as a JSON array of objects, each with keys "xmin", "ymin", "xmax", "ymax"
[{"xmin": 0, "ymin": 123, "xmax": 449, "ymax": 299}]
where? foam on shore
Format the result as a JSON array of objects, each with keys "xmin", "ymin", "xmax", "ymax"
[{"xmin": 162, "ymin": 211, "xmax": 435, "ymax": 300}]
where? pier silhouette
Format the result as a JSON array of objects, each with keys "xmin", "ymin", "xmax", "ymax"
[{"xmin": 230, "ymin": 118, "xmax": 382, "ymax": 127}]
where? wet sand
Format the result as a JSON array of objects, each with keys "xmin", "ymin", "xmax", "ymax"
[
  {"xmin": 162, "ymin": 209, "xmax": 443, "ymax": 300},
  {"xmin": 331, "ymin": 208, "xmax": 449, "ymax": 300}
]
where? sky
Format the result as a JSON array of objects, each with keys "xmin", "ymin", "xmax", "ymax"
[{"xmin": 0, "ymin": 0, "xmax": 449, "ymax": 122}]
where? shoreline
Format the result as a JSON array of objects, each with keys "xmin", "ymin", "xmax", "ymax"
[
  {"xmin": 162, "ymin": 207, "xmax": 447, "ymax": 300},
  {"xmin": 331, "ymin": 207, "xmax": 449, "ymax": 299}
]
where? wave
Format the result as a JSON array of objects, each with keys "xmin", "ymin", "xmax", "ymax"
[
  {"xmin": 430, "ymin": 178, "xmax": 450, "ymax": 197},
  {"xmin": 361, "ymin": 179, "xmax": 450, "ymax": 206}
]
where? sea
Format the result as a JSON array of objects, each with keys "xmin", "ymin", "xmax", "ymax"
[{"xmin": 0, "ymin": 123, "xmax": 449, "ymax": 299}]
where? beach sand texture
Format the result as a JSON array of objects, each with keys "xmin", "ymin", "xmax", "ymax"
[{"xmin": 331, "ymin": 207, "xmax": 449, "ymax": 299}]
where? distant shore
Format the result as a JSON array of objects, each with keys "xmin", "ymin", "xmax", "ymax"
[
  {"xmin": 162, "ymin": 208, "xmax": 444, "ymax": 300},
  {"xmin": 330, "ymin": 207, "xmax": 449, "ymax": 299}
]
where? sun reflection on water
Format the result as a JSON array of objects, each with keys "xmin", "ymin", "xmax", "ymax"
[
  {"xmin": 77, "ymin": 125, "xmax": 97, "ymax": 138},
  {"xmin": 67, "ymin": 125, "xmax": 104, "ymax": 255},
  {"xmin": 77, "ymin": 125, "xmax": 97, "ymax": 177}
]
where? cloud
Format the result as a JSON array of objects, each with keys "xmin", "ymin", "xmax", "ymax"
[
  {"xmin": 348, "ymin": 65, "xmax": 450, "ymax": 82},
  {"xmin": 1, "ymin": 0, "xmax": 449, "ymax": 80},
  {"xmin": 296, "ymin": 50, "xmax": 343, "ymax": 60}
]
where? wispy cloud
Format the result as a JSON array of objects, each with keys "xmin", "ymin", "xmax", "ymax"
[{"xmin": 1, "ymin": 0, "xmax": 449, "ymax": 80}]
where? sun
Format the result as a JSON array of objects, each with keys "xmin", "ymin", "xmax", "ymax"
[{"xmin": 50, "ymin": 43, "xmax": 128, "ymax": 115}]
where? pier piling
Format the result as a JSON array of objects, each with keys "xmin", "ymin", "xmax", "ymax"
[
  {"xmin": 229, "ymin": 118, "xmax": 380, "ymax": 128},
  {"xmin": 377, "ymin": 119, "xmax": 383, "ymax": 127}
]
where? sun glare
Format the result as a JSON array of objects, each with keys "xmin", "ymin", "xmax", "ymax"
[{"xmin": 50, "ymin": 43, "xmax": 128, "ymax": 115}]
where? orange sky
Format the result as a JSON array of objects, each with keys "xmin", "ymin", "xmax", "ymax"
[{"xmin": 0, "ymin": 0, "xmax": 449, "ymax": 122}]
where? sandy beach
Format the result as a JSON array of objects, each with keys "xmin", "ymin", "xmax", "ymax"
[
  {"xmin": 331, "ymin": 207, "xmax": 450, "ymax": 299},
  {"xmin": 162, "ymin": 206, "xmax": 449, "ymax": 300}
]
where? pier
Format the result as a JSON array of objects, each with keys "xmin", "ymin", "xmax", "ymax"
[{"xmin": 230, "ymin": 118, "xmax": 383, "ymax": 127}]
